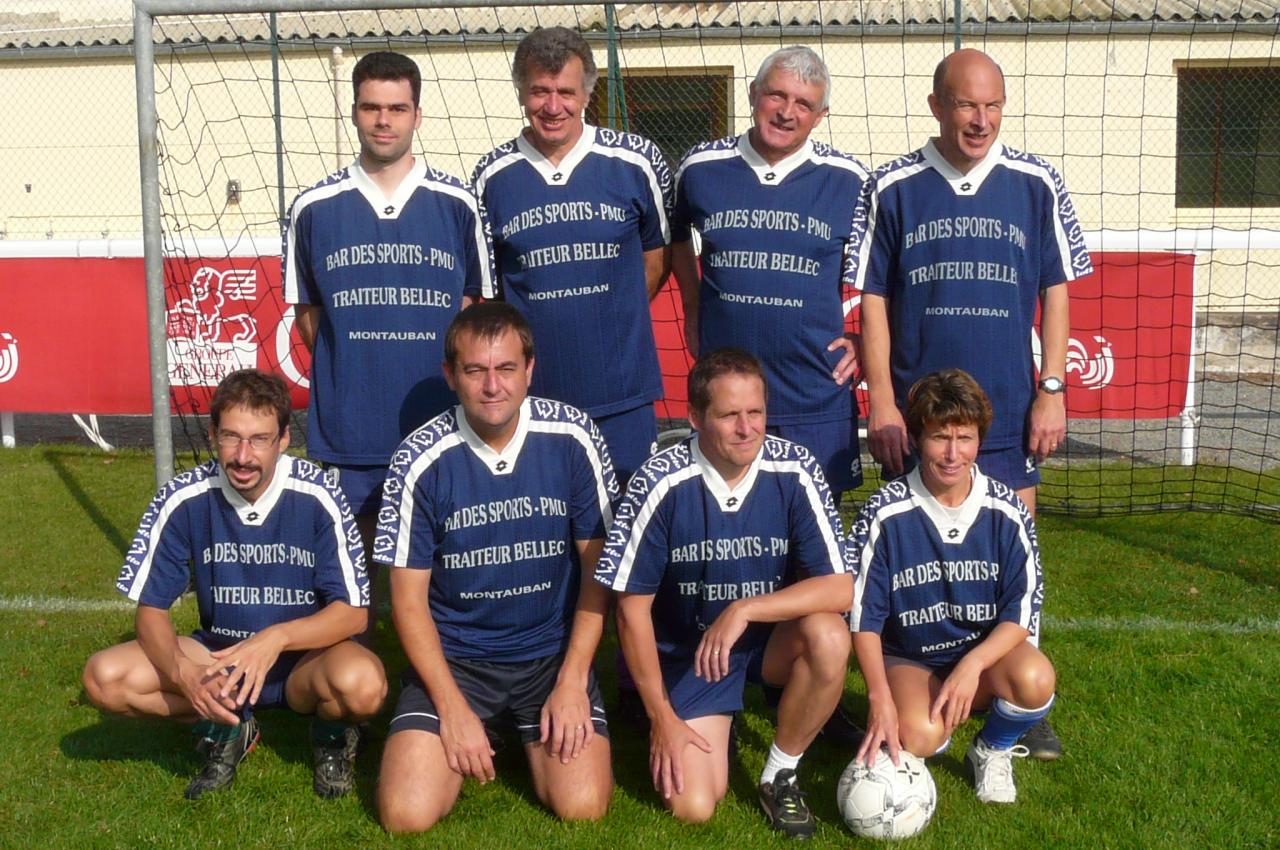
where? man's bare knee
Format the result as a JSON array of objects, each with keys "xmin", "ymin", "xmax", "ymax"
[
  {"xmin": 1009, "ymin": 658, "xmax": 1056, "ymax": 708},
  {"xmin": 327, "ymin": 661, "xmax": 387, "ymax": 720},
  {"xmin": 378, "ymin": 792, "xmax": 450, "ymax": 834},
  {"xmin": 82, "ymin": 652, "xmax": 125, "ymax": 713},
  {"xmin": 799, "ymin": 614, "xmax": 852, "ymax": 678},
  {"xmin": 549, "ymin": 786, "xmax": 610, "ymax": 822},
  {"xmin": 668, "ymin": 789, "xmax": 718, "ymax": 824}
]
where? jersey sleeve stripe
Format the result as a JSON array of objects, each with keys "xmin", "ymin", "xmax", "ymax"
[
  {"xmin": 759, "ymin": 458, "xmax": 846, "ymax": 574},
  {"xmin": 1001, "ymin": 157, "xmax": 1081, "ymax": 284},
  {"xmin": 287, "ymin": 477, "xmax": 364, "ymax": 605},
  {"xmin": 592, "ymin": 145, "xmax": 671, "ymax": 244},
  {"xmin": 607, "ymin": 465, "xmax": 698, "ymax": 589},
  {"xmin": 849, "ymin": 496, "xmax": 915, "ymax": 629},
  {"xmin": 389, "ymin": 433, "xmax": 464, "ymax": 565},
  {"xmin": 984, "ymin": 494, "xmax": 1040, "ymax": 629},
  {"xmin": 528, "ymin": 419, "xmax": 615, "ymax": 529},
  {"xmin": 283, "ymin": 176, "xmax": 354, "ymax": 304},
  {"xmin": 120, "ymin": 479, "xmax": 212, "ymax": 602},
  {"xmin": 423, "ymin": 177, "xmax": 496, "ymax": 300}
]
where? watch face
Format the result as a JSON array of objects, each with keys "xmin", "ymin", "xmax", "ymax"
[{"xmin": 1040, "ymin": 377, "xmax": 1065, "ymax": 393}]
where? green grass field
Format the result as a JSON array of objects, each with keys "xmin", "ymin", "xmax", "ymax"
[{"xmin": 1, "ymin": 446, "xmax": 1277, "ymax": 849}]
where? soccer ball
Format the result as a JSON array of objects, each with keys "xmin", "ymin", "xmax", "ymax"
[{"xmin": 836, "ymin": 749, "xmax": 937, "ymax": 839}]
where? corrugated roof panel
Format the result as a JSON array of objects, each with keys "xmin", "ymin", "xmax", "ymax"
[{"xmin": 3, "ymin": 1, "xmax": 1277, "ymax": 51}]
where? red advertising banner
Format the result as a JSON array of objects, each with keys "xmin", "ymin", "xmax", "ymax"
[{"xmin": 0, "ymin": 251, "xmax": 1193, "ymax": 422}]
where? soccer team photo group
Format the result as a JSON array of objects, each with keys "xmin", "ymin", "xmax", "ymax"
[
  {"xmin": 3, "ymin": 4, "xmax": 1277, "ymax": 849},
  {"xmin": 90, "ymin": 28, "xmax": 1075, "ymax": 838}
]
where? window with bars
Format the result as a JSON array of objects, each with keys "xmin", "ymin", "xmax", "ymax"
[
  {"xmin": 1176, "ymin": 66, "xmax": 1280, "ymax": 208},
  {"xmin": 587, "ymin": 67, "xmax": 733, "ymax": 169}
]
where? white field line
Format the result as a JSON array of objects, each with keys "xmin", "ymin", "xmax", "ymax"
[
  {"xmin": 0, "ymin": 594, "xmax": 179, "ymax": 613},
  {"xmin": 1044, "ymin": 615, "xmax": 1280, "ymax": 635},
  {"xmin": 0, "ymin": 596, "xmax": 1275, "ymax": 634}
]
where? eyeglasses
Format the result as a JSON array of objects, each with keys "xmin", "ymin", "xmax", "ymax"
[{"xmin": 215, "ymin": 432, "xmax": 280, "ymax": 451}]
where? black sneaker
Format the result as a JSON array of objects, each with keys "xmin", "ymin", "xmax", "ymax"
[
  {"xmin": 184, "ymin": 717, "xmax": 260, "ymax": 800},
  {"xmin": 1018, "ymin": 718, "xmax": 1062, "ymax": 761},
  {"xmin": 758, "ymin": 768, "xmax": 815, "ymax": 839},
  {"xmin": 313, "ymin": 723, "xmax": 359, "ymax": 799},
  {"xmin": 817, "ymin": 705, "xmax": 866, "ymax": 750}
]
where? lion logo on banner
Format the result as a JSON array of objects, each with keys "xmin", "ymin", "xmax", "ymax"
[{"xmin": 166, "ymin": 267, "xmax": 260, "ymax": 387}]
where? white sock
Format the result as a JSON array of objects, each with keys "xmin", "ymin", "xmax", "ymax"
[{"xmin": 760, "ymin": 742, "xmax": 802, "ymax": 786}]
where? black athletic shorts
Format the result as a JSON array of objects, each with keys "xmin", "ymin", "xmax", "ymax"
[{"xmin": 388, "ymin": 654, "xmax": 609, "ymax": 744}]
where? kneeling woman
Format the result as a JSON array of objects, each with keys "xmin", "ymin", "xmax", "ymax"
[{"xmin": 848, "ymin": 369, "xmax": 1055, "ymax": 804}]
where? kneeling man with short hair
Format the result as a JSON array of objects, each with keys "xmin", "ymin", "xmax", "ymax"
[
  {"xmin": 376, "ymin": 302, "xmax": 618, "ymax": 832},
  {"xmin": 596, "ymin": 348, "xmax": 852, "ymax": 837},
  {"xmin": 83, "ymin": 368, "xmax": 386, "ymax": 800},
  {"xmin": 849, "ymin": 369, "xmax": 1056, "ymax": 804}
]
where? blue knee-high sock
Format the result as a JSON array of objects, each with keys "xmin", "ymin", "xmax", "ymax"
[{"xmin": 978, "ymin": 694, "xmax": 1055, "ymax": 750}]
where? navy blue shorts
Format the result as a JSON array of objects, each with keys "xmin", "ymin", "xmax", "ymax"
[
  {"xmin": 593, "ymin": 404, "xmax": 658, "ymax": 486},
  {"xmin": 389, "ymin": 654, "xmax": 609, "ymax": 744},
  {"xmin": 193, "ymin": 632, "xmax": 304, "ymax": 714},
  {"xmin": 768, "ymin": 402, "xmax": 862, "ymax": 499},
  {"xmin": 322, "ymin": 462, "xmax": 386, "ymax": 517},
  {"xmin": 663, "ymin": 638, "xmax": 771, "ymax": 720},
  {"xmin": 902, "ymin": 443, "xmax": 1040, "ymax": 492}
]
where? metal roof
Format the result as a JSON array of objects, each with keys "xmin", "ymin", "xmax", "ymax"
[{"xmin": 4, "ymin": 1, "xmax": 1278, "ymax": 51}]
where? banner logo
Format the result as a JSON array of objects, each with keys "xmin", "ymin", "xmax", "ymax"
[
  {"xmin": 0, "ymin": 333, "xmax": 18, "ymax": 383},
  {"xmin": 1066, "ymin": 335, "xmax": 1115, "ymax": 390},
  {"xmin": 166, "ymin": 267, "xmax": 260, "ymax": 386}
]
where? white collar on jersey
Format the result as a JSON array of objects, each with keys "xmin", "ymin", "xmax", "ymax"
[
  {"xmin": 516, "ymin": 123, "xmax": 597, "ymax": 186},
  {"xmin": 348, "ymin": 158, "xmax": 426, "ymax": 219},
  {"xmin": 215, "ymin": 453, "xmax": 291, "ymax": 526},
  {"xmin": 737, "ymin": 131, "xmax": 814, "ymax": 186},
  {"xmin": 691, "ymin": 434, "xmax": 763, "ymax": 513},
  {"xmin": 454, "ymin": 397, "xmax": 532, "ymax": 476},
  {"xmin": 906, "ymin": 463, "xmax": 988, "ymax": 545},
  {"xmin": 922, "ymin": 139, "xmax": 1004, "ymax": 196}
]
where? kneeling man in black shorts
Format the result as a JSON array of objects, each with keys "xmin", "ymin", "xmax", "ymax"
[{"xmin": 375, "ymin": 303, "xmax": 619, "ymax": 831}]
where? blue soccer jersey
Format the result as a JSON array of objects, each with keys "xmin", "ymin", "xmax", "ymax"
[
  {"xmin": 595, "ymin": 434, "xmax": 847, "ymax": 666},
  {"xmin": 116, "ymin": 456, "xmax": 368, "ymax": 649},
  {"xmin": 848, "ymin": 466, "xmax": 1042, "ymax": 668},
  {"xmin": 284, "ymin": 160, "xmax": 495, "ymax": 464},
  {"xmin": 844, "ymin": 141, "xmax": 1093, "ymax": 450},
  {"xmin": 672, "ymin": 134, "xmax": 868, "ymax": 424},
  {"xmin": 472, "ymin": 126, "xmax": 672, "ymax": 417},
  {"xmin": 375, "ymin": 397, "xmax": 619, "ymax": 662}
]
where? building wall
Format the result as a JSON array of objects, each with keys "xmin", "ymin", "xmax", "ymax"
[{"xmin": 1, "ymin": 28, "xmax": 1278, "ymax": 308}]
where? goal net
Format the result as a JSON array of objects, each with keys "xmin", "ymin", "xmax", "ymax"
[{"xmin": 137, "ymin": 1, "xmax": 1280, "ymax": 516}]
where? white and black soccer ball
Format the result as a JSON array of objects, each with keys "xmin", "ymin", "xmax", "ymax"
[{"xmin": 836, "ymin": 749, "xmax": 937, "ymax": 840}]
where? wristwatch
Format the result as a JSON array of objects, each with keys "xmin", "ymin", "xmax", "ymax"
[{"xmin": 1038, "ymin": 376, "xmax": 1066, "ymax": 394}]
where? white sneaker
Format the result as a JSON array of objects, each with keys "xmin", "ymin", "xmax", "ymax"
[{"xmin": 965, "ymin": 737, "xmax": 1028, "ymax": 804}]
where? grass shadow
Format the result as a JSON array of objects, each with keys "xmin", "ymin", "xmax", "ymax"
[{"xmin": 42, "ymin": 447, "xmax": 132, "ymax": 559}]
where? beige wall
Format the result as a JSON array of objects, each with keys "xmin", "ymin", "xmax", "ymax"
[{"xmin": 2, "ymin": 29, "xmax": 1278, "ymax": 307}]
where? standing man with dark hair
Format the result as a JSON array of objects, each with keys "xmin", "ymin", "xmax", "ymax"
[
  {"xmin": 672, "ymin": 45, "xmax": 867, "ymax": 506},
  {"xmin": 845, "ymin": 48, "xmax": 1092, "ymax": 759},
  {"xmin": 285, "ymin": 50, "xmax": 493, "ymax": 588},
  {"xmin": 472, "ymin": 26, "xmax": 672, "ymax": 485},
  {"xmin": 83, "ymin": 369, "xmax": 385, "ymax": 801},
  {"xmin": 597, "ymin": 348, "xmax": 851, "ymax": 837},
  {"xmin": 376, "ymin": 303, "xmax": 618, "ymax": 832}
]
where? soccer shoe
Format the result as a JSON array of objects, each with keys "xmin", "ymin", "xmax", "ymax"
[
  {"xmin": 312, "ymin": 723, "xmax": 360, "ymax": 799},
  {"xmin": 184, "ymin": 717, "xmax": 260, "ymax": 800},
  {"xmin": 1018, "ymin": 717, "xmax": 1062, "ymax": 760},
  {"xmin": 758, "ymin": 768, "xmax": 816, "ymax": 839},
  {"xmin": 965, "ymin": 737, "xmax": 1028, "ymax": 804},
  {"xmin": 817, "ymin": 705, "xmax": 866, "ymax": 750}
]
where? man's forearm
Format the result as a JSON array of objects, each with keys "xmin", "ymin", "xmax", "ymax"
[
  {"xmin": 557, "ymin": 540, "xmax": 610, "ymax": 685},
  {"xmin": 615, "ymin": 593, "xmax": 677, "ymax": 723},
  {"xmin": 735, "ymin": 572, "xmax": 853, "ymax": 624},
  {"xmin": 860, "ymin": 294, "xmax": 896, "ymax": 407}
]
